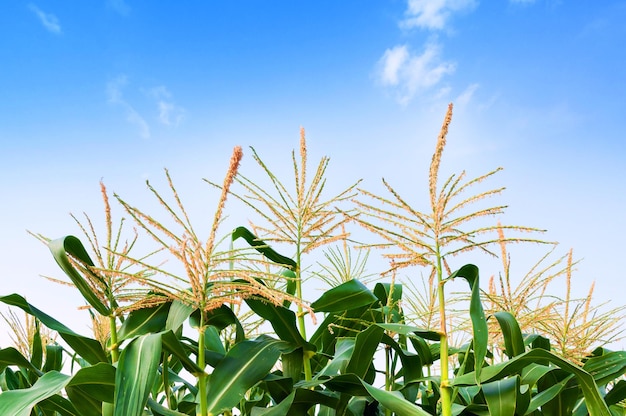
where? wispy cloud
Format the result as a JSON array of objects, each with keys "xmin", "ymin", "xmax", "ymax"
[
  {"xmin": 376, "ymin": 43, "xmax": 456, "ymax": 105},
  {"xmin": 149, "ymin": 86, "xmax": 185, "ymax": 126},
  {"xmin": 107, "ymin": 0, "xmax": 131, "ymax": 16},
  {"xmin": 107, "ymin": 75, "xmax": 150, "ymax": 139},
  {"xmin": 401, "ymin": 0, "xmax": 477, "ymax": 31},
  {"xmin": 455, "ymin": 83, "xmax": 479, "ymax": 107},
  {"xmin": 28, "ymin": 4, "xmax": 61, "ymax": 34}
]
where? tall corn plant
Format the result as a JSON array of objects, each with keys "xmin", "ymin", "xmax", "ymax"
[
  {"xmin": 352, "ymin": 103, "xmax": 547, "ymax": 416},
  {"xmin": 113, "ymin": 146, "xmax": 305, "ymax": 416},
  {"xmin": 214, "ymin": 128, "xmax": 361, "ymax": 381}
]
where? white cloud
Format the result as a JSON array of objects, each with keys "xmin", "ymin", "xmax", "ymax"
[
  {"xmin": 28, "ymin": 4, "xmax": 61, "ymax": 34},
  {"xmin": 377, "ymin": 43, "xmax": 456, "ymax": 105},
  {"xmin": 149, "ymin": 86, "xmax": 185, "ymax": 126},
  {"xmin": 401, "ymin": 0, "xmax": 477, "ymax": 30},
  {"xmin": 107, "ymin": 0, "xmax": 131, "ymax": 16},
  {"xmin": 455, "ymin": 83, "xmax": 479, "ymax": 107},
  {"xmin": 107, "ymin": 76, "xmax": 150, "ymax": 139}
]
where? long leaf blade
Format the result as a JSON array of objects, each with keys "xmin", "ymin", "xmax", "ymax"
[
  {"xmin": 0, "ymin": 293, "xmax": 108, "ymax": 364},
  {"xmin": 311, "ymin": 279, "xmax": 377, "ymax": 313},
  {"xmin": 48, "ymin": 236, "xmax": 110, "ymax": 316},
  {"xmin": 205, "ymin": 335, "xmax": 292, "ymax": 415},
  {"xmin": 114, "ymin": 333, "xmax": 162, "ymax": 416},
  {"xmin": 0, "ymin": 371, "xmax": 70, "ymax": 416}
]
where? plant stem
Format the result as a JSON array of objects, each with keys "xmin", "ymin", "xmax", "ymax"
[
  {"xmin": 436, "ymin": 245, "xmax": 452, "ymax": 416},
  {"xmin": 104, "ymin": 315, "xmax": 117, "ymax": 416},
  {"xmin": 197, "ymin": 313, "xmax": 208, "ymax": 416},
  {"xmin": 108, "ymin": 314, "xmax": 119, "ymax": 363},
  {"xmin": 295, "ymin": 260, "xmax": 313, "ymax": 381}
]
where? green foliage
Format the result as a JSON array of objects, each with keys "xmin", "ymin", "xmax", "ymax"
[{"xmin": 1, "ymin": 108, "xmax": 624, "ymax": 415}]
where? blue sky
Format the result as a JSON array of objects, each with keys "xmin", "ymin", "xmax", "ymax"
[{"xmin": 1, "ymin": 1, "xmax": 625, "ymax": 345}]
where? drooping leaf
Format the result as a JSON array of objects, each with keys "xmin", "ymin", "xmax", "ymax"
[
  {"xmin": 0, "ymin": 371, "xmax": 70, "ymax": 416},
  {"xmin": 0, "ymin": 347, "xmax": 42, "ymax": 375},
  {"xmin": 583, "ymin": 350, "xmax": 626, "ymax": 386},
  {"xmin": 0, "ymin": 294, "xmax": 108, "ymax": 364},
  {"xmin": 245, "ymin": 298, "xmax": 311, "ymax": 349},
  {"xmin": 114, "ymin": 333, "xmax": 162, "ymax": 416},
  {"xmin": 311, "ymin": 279, "xmax": 377, "ymax": 313},
  {"xmin": 232, "ymin": 226, "xmax": 296, "ymax": 270},
  {"xmin": 48, "ymin": 236, "xmax": 111, "ymax": 316},
  {"xmin": 491, "ymin": 311, "xmax": 525, "ymax": 358}
]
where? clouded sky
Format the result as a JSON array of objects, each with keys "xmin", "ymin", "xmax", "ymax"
[{"xmin": 1, "ymin": 1, "xmax": 625, "ymax": 346}]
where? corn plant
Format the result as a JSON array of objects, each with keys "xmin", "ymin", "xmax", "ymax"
[{"xmin": 1, "ymin": 107, "xmax": 625, "ymax": 415}]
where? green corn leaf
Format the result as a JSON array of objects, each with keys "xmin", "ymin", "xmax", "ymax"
[
  {"xmin": 604, "ymin": 380, "xmax": 626, "ymax": 406},
  {"xmin": 245, "ymin": 297, "xmax": 311, "ymax": 349},
  {"xmin": 146, "ymin": 398, "xmax": 189, "ymax": 416},
  {"xmin": 43, "ymin": 344, "xmax": 64, "ymax": 372},
  {"xmin": 66, "ymin": 362, "xmax": 116, "ymax": 402},
  {"xmin": 520, "ymin": 363, "xmax": 554, "ymax": 387},
  {"xmin": 250, "ymin": 391, "xmax": 296, "ymax": 416},
  {"xmin": 526, "ymin": 374, "xmax": 573, "ymax": 415},
  {"xmin": 0, "ymin": 347, "xmax": 42, "ymax": 375},
  {"xmin": 117, "ymin": 302, "xmax": 171, "ymax": 340},
  {"xmin": 453, "ymin": 348, "xmax": 611, "ymax": 416},
  {"xmin": 311, "ymin": 279, "xmax": 377, "ymax": 312},
  {"xmin": 205, "ymin": 335, "xmax": 292, "ymax": 415},
  {"xmin": 0, "ymin": 294, "xmax": 108, "ymax": 364},
  {"xmin": 48, "ymin": 236, "xmax": 111, "ymax": 316},
  {"xmin": 31, "ymin": 320, "xmax": 43, "ymax": 370},
  {"xmin": 66, "ymin": 384, "xmax": 105, "ymax": 416},
  {"xmin": 189, "ymin": 304, "xmax": 245, "ymax": 343},
  {"xmin": 537, "ymin": 371, "xmax": 579, "ymax": 416},
  {"xmin": 0, "ymin": 371, "xmax": 70, "ymax": 416},
  {"xmin": 448, "ymin": 264, "xmax": 487, "ymax": 382},
  {"xmin": 482, "ymin": 376, "xmax": 519, "ymax": 416},
  {"xmin": 492, "ymin": 311, "xmax": 525, "ymax": 358},
  {"xmin": 315, "ymin": 338, "xmax": 355, "ymax": 378},
  {"xmin": 160, "ymin": 330, "xmax": 205, "ymax": 376},
  {"xmin": 345, "ymin": 325, "xmax": 384, "ymax": 378},
  {"xmin": 38, "ymin": 394, "xmax": 79, "ymax": 416},
  {"xmin": 583, "ymin": 351, "xmax": 626, "ymax": 386},
  {"xmin": 280, "ymin": 269, "xmax": 297, "ymax": 306},
  {"xmin": 165, "ymin": 300, "xmax": 194, "ymax": 332},
  {"xmin": 376, "ymin": 323, "xmax": 440, "ymax": 341},
  {"xmin": 232, "ymin": 226, "xmax": 296, "ymax": 270},
  {"xmin": 114, "ymin": 333, "xmax": 162, "ymax": 416},
  {"xmin": 360, "ymin": 380, "xmax": 432, "ymax": 416}
]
